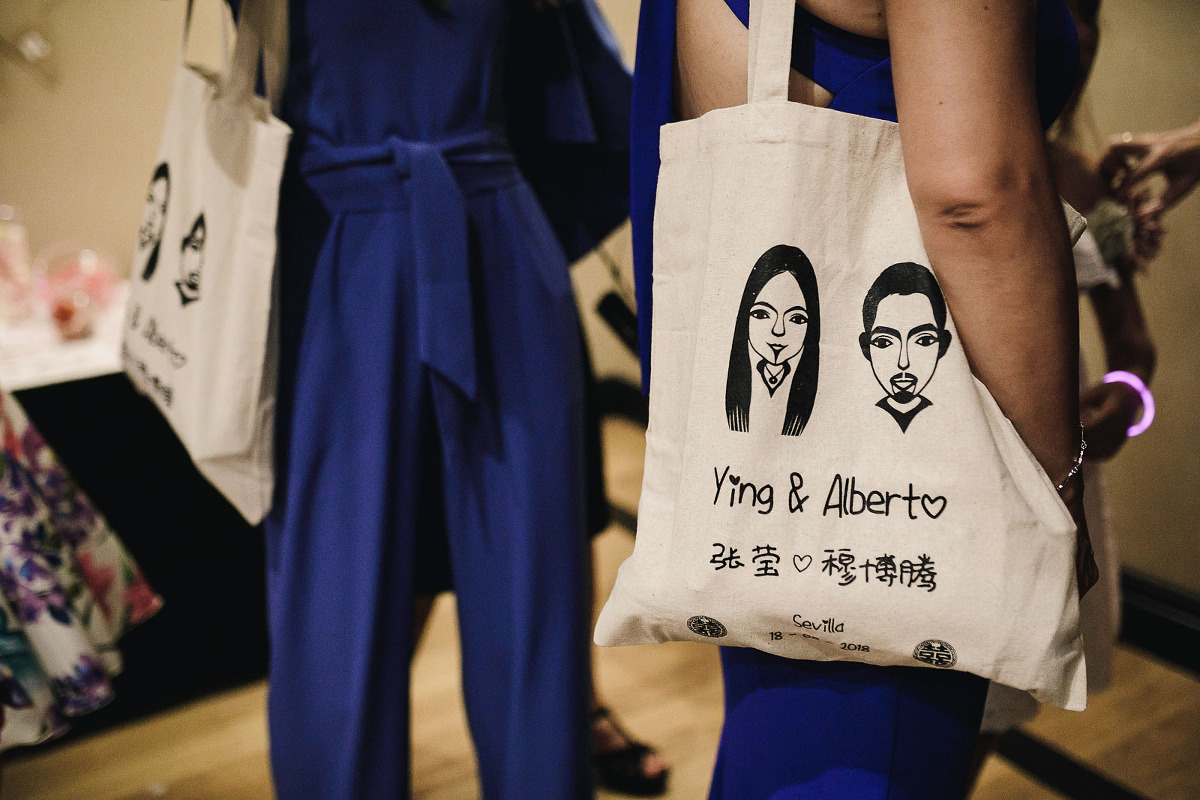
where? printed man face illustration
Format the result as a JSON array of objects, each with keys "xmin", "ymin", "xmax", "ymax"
[
  {"xmin": 176, "ymin": 213, "xmax": 205, "ymax": 306},
  {"xmin": 859, "ymin": 262, "xmax": 951, "ymax": 432},
  {"xmin": 138, "ymin": 163, "xmax": 170, "ymax": 281},
  {"xmin": 868, "ymin": 293, "xmax": 941, "ymax": 400},
  {"xmin": 748, "ymin": 272, "xmax": 809, "ymax": 370}
]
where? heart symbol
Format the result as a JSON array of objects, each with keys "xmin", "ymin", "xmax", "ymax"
[
  {"xmin": 793, "ymin": 554, "xmax": 813, "ymax": 574},
  {"xmin": 729, "ymin": 474, "xmax": 741, "ymax": 485},
  {"xmin": 921, "ymin": 495, "xmax": 947, "ymax": 519}
]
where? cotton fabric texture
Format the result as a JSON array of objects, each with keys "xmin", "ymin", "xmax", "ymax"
[
  {"xmin": 122, "ymin": 0, "xmax": 290, "ymax": 523},
  {"xmin": 595, "ymin": 0, "xmax": 1089, "ymax": 710},
  {"xmin": 0, "ymin": 392, "xmax": 162, "ymax": 750}
]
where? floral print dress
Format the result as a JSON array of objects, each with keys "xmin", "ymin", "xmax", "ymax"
[{"xmin": 0, "ymin": 390, "xmax": 162, "ymax": 751}]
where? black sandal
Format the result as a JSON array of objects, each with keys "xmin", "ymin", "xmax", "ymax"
[{"xmin": 591, "ymin": 706, "xmax": 669, "ymax": 797}]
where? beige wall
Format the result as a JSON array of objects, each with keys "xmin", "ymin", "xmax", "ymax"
[
  {"xmin": 0, "ymin": 0, "xmax": 225, "ymax": 277},
  {"xmin": 2, "ymin": 0, "xmax": 1198, "ymax": 594},
  {"xmin": 596, "ymin": 0, "xmax": 639, "ymax": 64}
]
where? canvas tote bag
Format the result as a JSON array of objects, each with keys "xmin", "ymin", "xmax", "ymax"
[
  {"xmin": 595, "ymin": 0, "xmax": 1089, "ymax": 710},
  {"xmin": 122, "ymin": 0, "xmax": 290, "ymax": 524}
]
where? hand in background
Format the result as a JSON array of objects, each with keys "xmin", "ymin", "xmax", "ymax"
[
  {"xmin": 1080, "ymin": 380, "xmax": 1142, "ymax": 461},
  {"xmin": 1125, "ymin": 189, "xmax": 1165, "ymax": 267},
  {"xmin": 1101, "ymin": 122, "xmax": 1200, "ymax": 218}
]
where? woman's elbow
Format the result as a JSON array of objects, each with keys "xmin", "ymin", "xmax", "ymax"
[{"xmin": 909, "ymin": 162, "xmax": 1053, "ymax": 234}]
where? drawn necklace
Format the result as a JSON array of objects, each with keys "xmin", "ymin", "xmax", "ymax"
[{"xmin": 756, "ymin": 359, "xmax": 791, "ymax": 396}]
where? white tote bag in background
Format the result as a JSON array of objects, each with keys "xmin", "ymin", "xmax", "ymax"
[
  {"xmin": 595, "ymin": 0, "xmax": 1089, "ymax": 710},
  {"xmin": 122, "ymin": 0, "xmax": 290, "ymax": 524}
]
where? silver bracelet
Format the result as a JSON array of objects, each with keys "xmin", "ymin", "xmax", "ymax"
[{"xmin": 1055, "ymin": 422, "xmax": 1088, "ymax": 492}]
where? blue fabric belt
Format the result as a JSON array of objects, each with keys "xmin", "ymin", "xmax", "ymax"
[{"xmin": 297, "ymin": 129, "xmax": 520, "ymax": 402}]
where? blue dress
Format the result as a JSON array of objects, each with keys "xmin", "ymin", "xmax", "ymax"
[
  {"xmin": 629, "ymin": 3, "xmax": 1079, "ymax": 798},
  {"xmin": 263, "ymin": 2, "xmax": 630, "ymax": 798}
]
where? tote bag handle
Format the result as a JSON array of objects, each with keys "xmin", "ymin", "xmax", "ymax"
[
  {"xmin": 747, "ymin": 0, "xmax": 797, "ymax": 103},
  {"xmin": 181, "ymin": 0, "xmax": 288, "ymax": 114},
  {"xmin": 224, "ymin": 0, "xmax": 288, "ymax": 114}
]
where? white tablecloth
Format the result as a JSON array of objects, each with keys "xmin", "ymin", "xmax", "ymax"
[{"xmin": 0, "ymin": 282, "xmax": 127, "ymax": 392}]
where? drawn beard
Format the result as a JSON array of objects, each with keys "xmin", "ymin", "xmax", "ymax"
[
  {"xmin": 176, "ymin": 267, "xmax": 201, "ymax": 304},
  {"xmin": 176, "ymin": 279, "xmax": 199, "ymax": 304},
  {"xmin": 889, "ymin": 372, "xmax": 918, "ymax": 404}
]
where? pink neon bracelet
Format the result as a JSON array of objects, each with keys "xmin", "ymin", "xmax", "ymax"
[{"xmin": 1103, "ymin": 370, "xmax": 1155, "ymax": 437}]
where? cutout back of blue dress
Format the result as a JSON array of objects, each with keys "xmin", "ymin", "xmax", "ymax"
[{"xmin": 722, "ymin": 0, "xmax": 1078, "ymax": 125}]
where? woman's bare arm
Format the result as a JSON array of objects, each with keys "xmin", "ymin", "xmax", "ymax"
[{"xmin": 886, "ymin": 0, "xmax": 1081, "ymax": 484}]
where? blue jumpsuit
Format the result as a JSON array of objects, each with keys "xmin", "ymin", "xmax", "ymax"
[
  {"xmin": 263, "ymin": 1, "xmax": 630, "ymax": 797},
  {"xmin": 629, "ymin": 2, "xmax": 1079, "ymax": 798}
]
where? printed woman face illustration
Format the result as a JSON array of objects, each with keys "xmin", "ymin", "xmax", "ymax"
[
  {"xmin": 176, "ymin": 213, "xmax": 205, "ymax": 306},
  {"xmin": 866, "ymin": 293, "xmax": 941, "ymax": 403},
  {"xmin": 726, "ymin": 245, "xmax": 821, "ymax": 437},
  {"xmin": 748, "ymin": 273, "xmax": 808, "ymax": 367},
  {"xmin": 859, "ymin": 262, "xmax": 952, "ymax": 432},
  {"xmin": 139, "ymin": 167, "xmax": 169, "ymax": 252},
  {"xmin": 138, "ymin": 163, "xmax": 170, "ymax": 282}
]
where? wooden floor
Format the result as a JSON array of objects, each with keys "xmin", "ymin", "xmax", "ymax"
[{"xmin": 4, "ymin": 419, "xmax": 1199, "ymax": 799}]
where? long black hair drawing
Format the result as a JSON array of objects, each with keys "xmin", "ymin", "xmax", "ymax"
[{"xmin": 725, "ymin": 244, "xmax": 821, "ymax": 436}]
